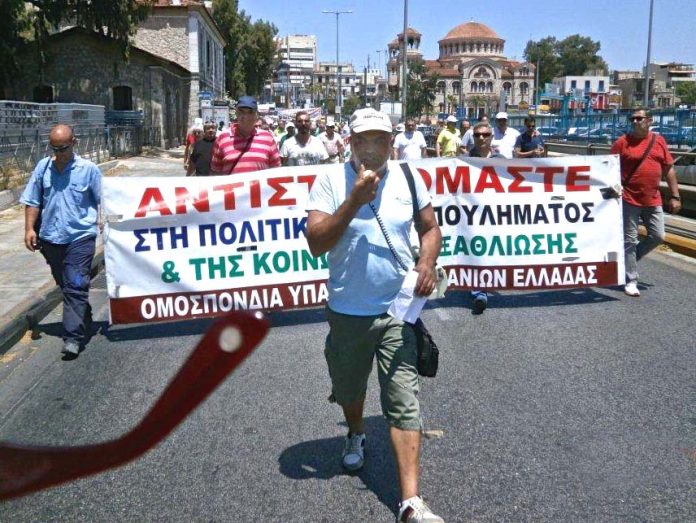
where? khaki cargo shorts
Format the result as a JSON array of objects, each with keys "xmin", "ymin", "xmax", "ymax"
[{"xmin": 324, "ymin": 308, "xmax": 421, "ymax": 431}]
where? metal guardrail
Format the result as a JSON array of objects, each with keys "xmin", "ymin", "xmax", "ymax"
[{"xmin": 0, "ymin": 125, "xmax": 162, "ymax": 182}]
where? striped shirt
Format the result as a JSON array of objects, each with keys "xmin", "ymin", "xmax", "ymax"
[{"xmin": 210, "ymin": 124, "xmax": 281, "ymax": 174}]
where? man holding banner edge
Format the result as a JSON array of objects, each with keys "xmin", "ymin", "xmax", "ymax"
[{"xmin": 305, "ymin": 108, "xmax": 444, "ymax": 523}]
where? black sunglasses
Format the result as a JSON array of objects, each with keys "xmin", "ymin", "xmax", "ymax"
[
  {"xmin": 473, "ymin": 132, "xmax": 492, "ymax": 138},
  {"xmin": 630, "ymin": 116, "xmax": 646, "ymax": 122},
  {"xmin": 51, "ymin": 144, "xmax": 72, "ymax": 153}
]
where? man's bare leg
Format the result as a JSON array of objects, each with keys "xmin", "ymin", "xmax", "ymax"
[
  {"xmin": 390, "ymin": 426, "xmax": 420, "ymax": 500},
  {"xmin": 342, "ymin": 397, "xmax": 365, "ymax": 434}
]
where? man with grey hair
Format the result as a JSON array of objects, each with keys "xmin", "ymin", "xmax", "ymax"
[
  {"xmin": 306, "ymin": 108, "xmax": 444, "ymax": 522},
  {"xmin": 393, "ymin": 118, "xmax": 428, "ymax": 160}
]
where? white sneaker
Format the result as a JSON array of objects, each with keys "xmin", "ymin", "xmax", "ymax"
[
  {"xmin": 624, "ymin": 282, "xmax": 640, "ymax": 297},
  {"xmin": 342, "ymin": 433, "xmax": 365, "ymax": 471},
  {"xmin": 397, "ymin": 496, "xmax": 444, "ymax": 523}
]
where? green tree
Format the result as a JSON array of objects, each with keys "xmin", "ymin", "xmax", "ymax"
[
  {"xmin": 555, "ymin": 34, "xmax": 608, "ymax": 76},
  {"xmin": 0, "ymin": 0, "xmax": 151, "ymax": 93},
  {"xmin": 523, "ymin": 36, "xmax": 561, "ymax": 88},
  {"xmin": 0, "ymin": 0, "xmax": 29, "ymax": 94},
  {"xmin": 213, "ymin": 0, "xmax": 278, "ymax": 98},
  {"xmin": 676, "ymin": 82, "xmax": 696, "ymax": 105},
  {"xmin": 342, "ymin": 94, "xmax": 362, "ymax": 116},
  {"xmin": 524, "ymin": 34, "xmax": 607, "ymax": 91},
  {"xmin": 406, "ymin": 59, "xmax": 438, "ymax": 118}
]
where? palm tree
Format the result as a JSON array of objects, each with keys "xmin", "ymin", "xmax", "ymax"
[{"xmin": 446, "ymin": 94, "xmax": 458, "ymax": 115}]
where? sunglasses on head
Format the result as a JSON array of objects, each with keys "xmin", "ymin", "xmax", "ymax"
[
  {"xmin": 51, "ymin": 144, "xmax": 72, "ymax": 153},
  {"xmin": 474, "ymin": 132, "xmax": 491, "ymax": 138},
  {"xmin": 630, "ymin": 116, "xmax": 646, "ymax": 122}
]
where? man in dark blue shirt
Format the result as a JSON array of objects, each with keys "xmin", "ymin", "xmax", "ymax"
[{"xmin": 514, "ymin": 116, "xmax": 545, "ymax": 158}]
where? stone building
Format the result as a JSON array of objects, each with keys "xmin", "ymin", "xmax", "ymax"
[
  {"xmin": 9, "ymin": 0, "xmax": 225, "ymax": 147},
  {"xmin": 388, "ymin": 21, "xmax": 536, "ymax": 119}
]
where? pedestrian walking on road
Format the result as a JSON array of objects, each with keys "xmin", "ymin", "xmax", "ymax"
[
  {"xmin": 436, "ymin": 115, "xmax": 460, "ymax": 158},
  {"xmin": 491, "ymin": 111, "xmax": 519, "ymax": 159},
  {"xmin": 318, "ymin": 118, "xmax": 345, "ymax": 164},
  {"xmin": 468, "ymin": 121, "xmax": 504, "ymax": 314},
  {"xmin": 306, "ymin": 107, "xmax": 445, "ymax": 523},
  {"xmin": 186, "ymin": 121, "xmax": 217, "ymax": 176},
  {"xmin": 393, "ymin": 118, "xmax": 428, "ymax": 161},
  {"xmin": 280, "ymin": 111, "xmax": 329, "ymax": 166},
  {"xmin": 610, "ymin": 107, "xmax": 681, "ymax": 297},
  {"xmin": 210, "ymin": 96, "xmax": 281, "ymax": 174},
  {"xmin": 20, "ymin": 124, "xmax": 101, "ymax": 357}
]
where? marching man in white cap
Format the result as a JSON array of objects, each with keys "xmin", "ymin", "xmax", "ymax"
[
  {"xmin": 306, "ymin": 108, "xmax": 445, "ymax": 523},
  {"xmin": 435, "ymin": 115, "xmax": 460, "ymax": 158},
  {"xmin": 491, "ymin": 111, "xmax": 520, "ymax": 159}
]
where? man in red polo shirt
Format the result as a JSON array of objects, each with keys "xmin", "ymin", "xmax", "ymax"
[
  {"xmin": 611, "ymin": 107, "xmax": 681, "ymax": 297},
  {"xmin": 210, "ymin": 96, "xmax": 281, "ymax": 174}
]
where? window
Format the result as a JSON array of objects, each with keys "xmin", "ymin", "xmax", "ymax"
[
  {"xmin": 571, "ymin": 80, "xmax": 577, "ymax": 89},
  {"xmin": 33, "ymin": 85, "xmax": 53, "ymax": 103},
  {"xmin": 471, "ymin": 82, "xmax": 478, "ymax": 93},
  {"xmin": 503, "ymin": 82, "xmax": 512, "ymax": 95},
  {"xmin": 599, "ymin": 80, "xmax": 605, "ymax": 92},
  {"xmin": 584, "ymin": 80, "xmax": 591, "ymax": 91},
  {"xmin": 112, "ymin": 86, "xmax": 133, "ymax": 110}
]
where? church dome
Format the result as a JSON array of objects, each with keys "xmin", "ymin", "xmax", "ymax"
[{"xmin": 441, "ymin": 21, "xmax": 501, "ymax": 41}]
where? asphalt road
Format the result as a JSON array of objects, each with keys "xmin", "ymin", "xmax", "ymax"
[{"xmin": 0, "ymin": 252, "xmax": 695, "ymax": 522}]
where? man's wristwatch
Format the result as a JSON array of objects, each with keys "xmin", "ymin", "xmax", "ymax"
[{"xmin": 669, "ymin": 195, "xmax": 681, "ymax": 201}]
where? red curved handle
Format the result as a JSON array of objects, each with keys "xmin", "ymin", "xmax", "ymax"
[{"xmin": 0, "ymin": 311, "xmax": 270, "ymax": 501}]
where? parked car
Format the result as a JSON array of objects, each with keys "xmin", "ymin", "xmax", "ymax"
[{"xmin": 536, "ymin": 126, "xmax": 559, "ymax": 138}]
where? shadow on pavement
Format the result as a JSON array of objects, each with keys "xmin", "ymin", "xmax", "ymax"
[
  {"xmin": 428, "ymin": 287, "xmax": 620, "ymax": 311},
  {"xmin": 278, "ymin": 415, "xmax": 400, "ymax": 516}
]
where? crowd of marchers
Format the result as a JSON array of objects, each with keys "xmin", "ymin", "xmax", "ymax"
[{"xmin": 18, "ymin": 96, "xmax": 680, "ymax": 523}]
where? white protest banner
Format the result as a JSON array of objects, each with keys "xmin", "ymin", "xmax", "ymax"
[{"xmin": 103, "ymin": 155, "xmax": 623, "ymax": 324}]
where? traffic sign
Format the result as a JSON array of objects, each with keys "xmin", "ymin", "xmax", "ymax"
[{"xmin": 198, "ymin": 91, "xmax": 213, "ymax": 101}]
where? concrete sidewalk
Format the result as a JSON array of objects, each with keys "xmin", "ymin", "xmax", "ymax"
[{"xmin": 0, "ymin": 148, "xmax": 186, "ymax": 354}]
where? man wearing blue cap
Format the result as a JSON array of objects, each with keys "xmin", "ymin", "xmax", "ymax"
[{"xmin": 210, "ymin": 95, "xmax": 281, "ymax": 174}]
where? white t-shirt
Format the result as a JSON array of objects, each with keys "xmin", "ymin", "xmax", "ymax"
[
  {"xmin": 492, "ymin": 126, "xmax": 521, "ymax": 159},
  {"xmin": 306, "ymin": 161, "xmax": 431, "ymax": 315},
  {"xmin": 280, "ymin": 135, "xmax": 329, "ymax": 166},
  {"xmin": 462, "ymin": 128, "xmax": 475, "ymax": 151},
  {"xmin": 319, "ymin": 131, "xmax": 343, "ymax": 162},
  {"xmin": 393, "ymin": 131, "xmax": 427, "ymax": 160}
]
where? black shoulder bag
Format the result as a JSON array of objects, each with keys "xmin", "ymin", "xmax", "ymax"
[
  {"xmin": 33, "ymin": 158, "xmax": 51, "ymax": 249},
  {"xmin": 368, "ymin": 163, "xmax": 439, "ymax": 378}
]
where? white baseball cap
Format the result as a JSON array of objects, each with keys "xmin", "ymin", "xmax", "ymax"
[
  {"xmin": 495, "ymin": 112, "xmax": 509, "ymax": 120},
  {"xmin": 350, "ymin": 108, "xmax": 393, "ymax": 134},
  {"xmin": 446, "ymin": 115, "xmax": 458, "ymax": 123},
  {"xmin": 395, "ymin": 123, "xmax": 405, "ymax": 132}
]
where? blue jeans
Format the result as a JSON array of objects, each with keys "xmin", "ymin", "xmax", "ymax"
[
  {"xmin": 622, "ymin": 201, "xmax": 665, "ymax": 284},
  {"xmin": 41, "ymin": 236, "xmax": 95, "ymax": 343}
]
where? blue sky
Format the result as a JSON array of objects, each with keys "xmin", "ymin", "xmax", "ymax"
[{"xmin": 238, "ymin": 0, "xmax": 695, "ymax": 74}]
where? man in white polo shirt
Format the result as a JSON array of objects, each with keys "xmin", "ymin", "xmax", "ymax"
[
  {"xmin": 393, "ymin": 118, "xmax": 428, "ymax": 160},
  {"xmin": 491, "ymin": 111, "xmax": 520, "ymax": 159}
]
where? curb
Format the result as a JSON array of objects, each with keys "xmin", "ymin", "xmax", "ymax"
[{"xmin": 0, "ymin": 249, "xmax": 104, "ymax": 356}]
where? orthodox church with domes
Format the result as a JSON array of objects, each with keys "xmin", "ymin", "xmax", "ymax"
[{"xmin": 387, "ymin": 21, "xmax": 536, "ymax": 118}]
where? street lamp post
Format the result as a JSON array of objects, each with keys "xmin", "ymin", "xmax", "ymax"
[
  {"xmin": 401, "ymin": 0, "xmax": 408, "ymax": 117},
  {"xmin": 323, "ymin": 9, "xmax": 352, "ymax": 118},
  {"xmin": 643, "ymin": 0, "xmax": 654, "ymax": 108}
]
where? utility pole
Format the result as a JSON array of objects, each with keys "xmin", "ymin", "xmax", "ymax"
[
  {"xmin": 535, "ymin": 56, "xmax": 541, "ymax": 112},
  {"xmin": 643, "ymin": 0, "xmax": 654, "ymax": 108},
  {"xmin": 401, "ymin": 0, "xmax": 408, "ymax": 117},
  {"xmin": 322, "ymin": 9, "xmax": 352, "ymax": 118}
]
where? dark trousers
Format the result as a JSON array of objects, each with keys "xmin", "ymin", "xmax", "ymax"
[{"xmin": 41, "ymin": 236, "xmax": 95, "ymax": 343}]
